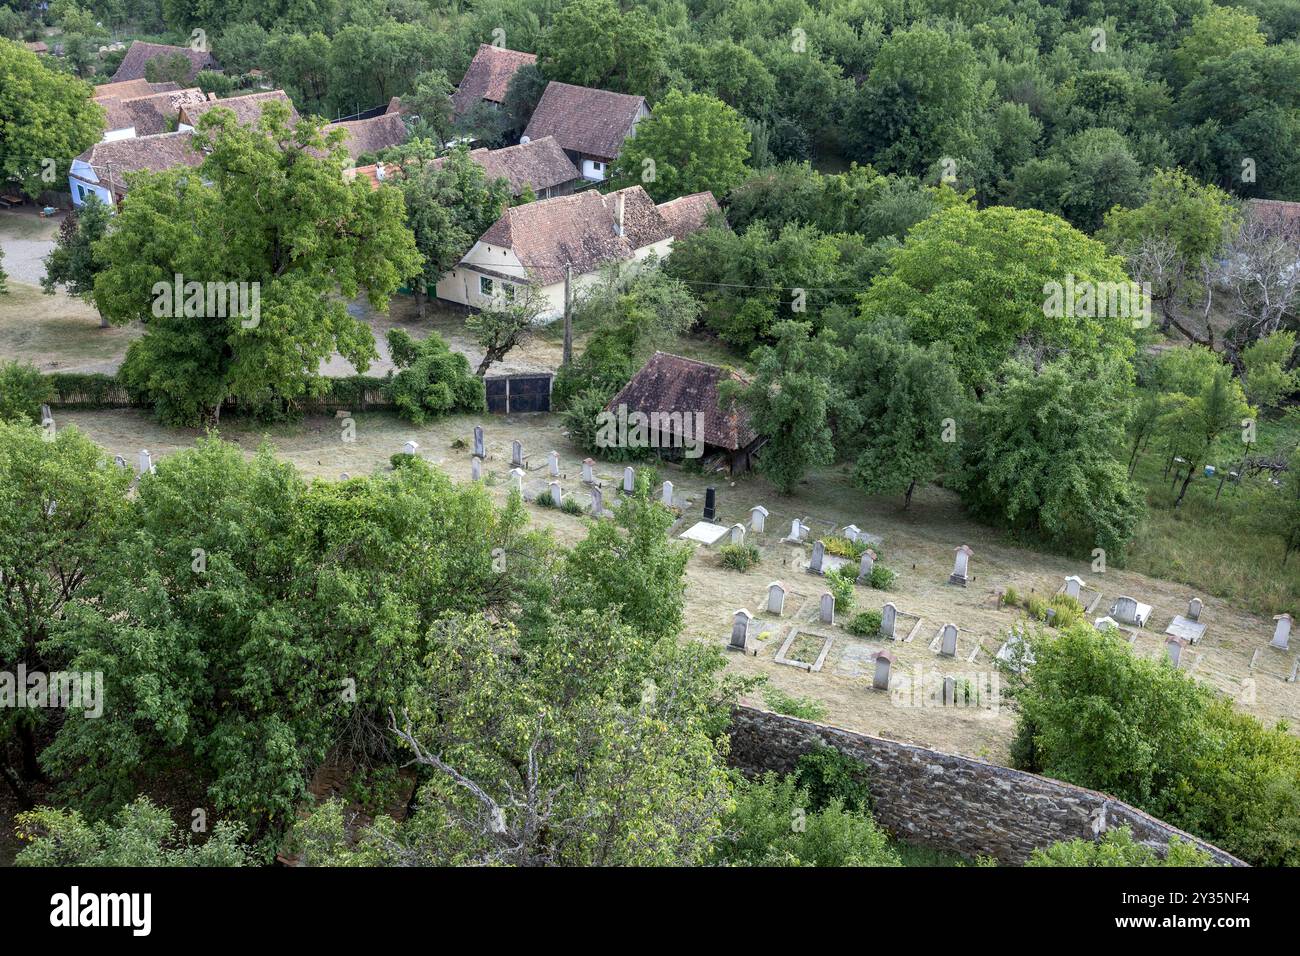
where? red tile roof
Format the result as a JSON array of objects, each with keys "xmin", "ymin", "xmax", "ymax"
[
  {"xmin": 656, "ymin": 191, "xmax": 722, "ymax": 240},
  {"xmin": 452, "ymin": 44, "xmax": 537, "ymax": 116},
  {"xmin": 110, "ymin": 40, "xmax": 219, "ymax": 83},
  {"xmin": 523, "ymin": 82, "xmax": 645, "ymax": 161},
  {"xmin": 428, "ymin": 137, "xmax": 579, "ymax": 195},
  {"xmin": 323, "ymin": 113, "xmax": 409, "ymax": 161},
  {"xmin": 605, "ymin": 352, "xmax": 758, "ymax": 451}
]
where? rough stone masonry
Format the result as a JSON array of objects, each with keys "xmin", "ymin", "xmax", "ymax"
[{"xmin": 727, "ymin": 706, "xmax": 1244, "ymax": 866}]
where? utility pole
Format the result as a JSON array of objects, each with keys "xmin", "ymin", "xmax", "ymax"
[{"xmin": 562, "ymin": 263, "xmax": 573, "ymax": 366}]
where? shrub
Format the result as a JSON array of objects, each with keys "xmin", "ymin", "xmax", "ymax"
[
  {"xmin": 535, "ymin": 491, "xmax": 555, "ymax": 508},
  {"xmin": 825, "ymin": 566, "xmax": 856, "ymax": 611},
  {"xmin": 1002, "ymin": 586, "xmax": 1020, "ymax": 606},
  {"xmin": 559, "ymin": 497, "xmax": 585, "ymax": 516},
  {"xmin": 867, "ymin": 564, "xmax": 896, "ymax": 590},
  {"xmin": 1027, "ymin": 828, "xmax": 1216, "ymax": 867},
  {"xmin": 823, "ymin": 535, "xmax": 868, "ymax": 559},
  {"xmin": 0, "ymin": 361, "xmax": 53, "ymax": 424},
  {"xmin": 1048, "ymin": 594, "xmax": 1083, "ymax": 629},
  {"xmin": 847, "ymin": 609, "xmax": 883, "ymax": 637},
  {"xmin": 764, "ymin": 687, "xmax": 828, "ymax": 721},
  {"xmin": 385, "ymin": 329, "xmax": 485, "ymax": 423},
  {"xmin": 1025, "ymin": 595, "xmax": 1051, "ymax": 622},
  {"xmin": 793, "ymin": 745, "xmax": 873, "ymax": 813},
  {"xmin": 719, "ymin": 543, "xmax": 761, "ymax": 571}
]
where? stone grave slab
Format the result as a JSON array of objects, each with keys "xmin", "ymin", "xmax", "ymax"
[
  {"xmin": 1165, "ymin": 616, "xmax": 1207, "ymax": 644},
  {"xmin": 679, "ymin": 521, "xmax": 731, "ymax": 545}
]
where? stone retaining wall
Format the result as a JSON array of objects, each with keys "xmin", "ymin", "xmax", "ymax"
[{"xmin": 728, "ymin": 706, "xmax": 1245, "ymax": 866}]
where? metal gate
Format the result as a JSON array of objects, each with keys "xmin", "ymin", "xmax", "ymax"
[{"xmin": 485, "ymin": 373, "xmax": 553, "ymax": 414}]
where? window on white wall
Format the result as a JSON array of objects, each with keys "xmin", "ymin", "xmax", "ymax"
[{"xmin": 479, "ymin": 276, "xmax": 494, "ymax": 296}]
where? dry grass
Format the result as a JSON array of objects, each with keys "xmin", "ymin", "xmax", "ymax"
[{"xmin": 0, "ymin": 282, "xmax": 140, "ymax": 373}]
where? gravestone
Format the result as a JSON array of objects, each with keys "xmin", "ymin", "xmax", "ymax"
[
  {"xmin": 788, "ymin": 519, "xmax": 805, "ymax": 542},
  {"xmin": 750, "ymin": 505, "xmax": 768, "ymax": 533},
  {"xmin": 881, "ymin": 602, "xmax": 897, "ymax": 639},
  {"xmin": 843, "ymin": 524, "xmax": 861, "ymax": 542},
  {"xmin": 40, "ymin": 404, "xmax": 53, "ymax": 424},
  {"xmin": 730, "ymin": 523, "xmax": 746, "ymax": 545},
  {"xmin": 549, "ymin": 480, "xmax": 562, "ymax": 503},
  {"xmin": 1064, "ymin": 575, "xmax": 1084, "ymax": 600},
  {"xmin": 942, "ymin": 676, "xmax": 956, "ymax": 707},
  {"xmin": 939, "ymin": 623, "xmax": 958, "ymax": 657},
  {"xmin": 1187, "ymin": 598, "xmax": 1203, "ymax": 622},
  {"xmin": 138, "ymin": 450, "xmax": 152, "ymax": 474},
  {"xmin": 857, "ymin": 549, "xmax": 876, "ymax": 584},
  {"xmin": 473, "ymin": 426, "xmax": 485, "ymax": 458},
  {"xmin": 340, "ymin": 473, "xmax": 349, "ymax": 481},
  {"xmin": 819, "ymin": 592, "xmax": 835, "ymax": 625},
  {"xmin": 661, "ymin": 480, "xmax": 674, "ymax": 506},
  {"xmin": 949, "ymin": 545, "xmax": 973, "ymax": 586},
  {"xmin": 809, "ymin": 540, "xmax": 826, "ymax": 574},
  {"xmin": 623, "ymin": 466, "xmax": 635, "ymax": 494},
  {"xmin": 1112, "ymin": 596, "xmax": 1140, "ymax": 626},
  {"xmin": 470, "ymin": 456, "xmax": 482, "ymax": 481},
  {"xmin": 582, "ymin": 458, "xmax": 595, "ymax": 483},
  {"xmin": 548, "ymin": 450, "xmax": 560, "ymax": 477},
  {"xmin": 1166, "ymin": 635, "xmax": 1189, "ymax": 666},
  {"xmin": 402, "ymin": 440, "xmax": 419, "ymax": 455},
  {"xmin": 1272, "ymin": 613, "xmax": 1293, "ymax": 650},
  {"xmin": 590, "ymin": 486, "xmax": 603, "ymax": 515},
  {"xmin": 767, "ymin": 582, "xmax": 786, "ymax": 615},
  {"xmin": 510, "ymin": 467, "xmax": 525, "ymax": 492},
  {"xmin": 872, "ymin": 651, "xmax": 894, "ymax": 690},
  {"xmin": 731, "ymin": 609, "xmax": 752, "ymax": 650},
  {"xmin": 511, "ymin": 441, "xmax": 524, "ymax": 468},
  {"xmin": 113, "ymin": 455, "xmax": 127, "ymax": 469},
  {"xmin": 703, "ymin": 487, "xmax": 717, "ymax": 521}
]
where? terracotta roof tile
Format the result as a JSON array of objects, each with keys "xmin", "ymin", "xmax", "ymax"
[
  {"xmin": 181, "ymin": 90, "xmax": 298, "ymax": 129},
  {"xmin": 605, "ymin": 352, "xmax": 757, "ymax": 451},
  {"xmin": 522, "ymin": 82, "xmax": 645, "ymax": 161},
  {"xmin": 452, "ymin": 44, "xmax": 537, "ymax": 116},
  {"xmin": 323, "ymin": 113, "xmax": 409, "ymax": 161},
  {"xmin": 93, "ymin": 79, "xmax": 181, "ymax": 101},
  {"xmin": 103, "ymin": 87, "xmax": 208, "ymax": 136},
  {"xmin": 72, "ymin": 131, "xmax": 204, "ymax": 194},
  {"xmin": 656, "ymin": 191, "xmax": 722, "ymax": 240},
  {"xmin": 110, "ymin": 40, "xmax": 219, "ymax": 83}
]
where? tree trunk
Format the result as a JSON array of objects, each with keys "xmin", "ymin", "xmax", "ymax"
[
  {"xmin": 903, "ymin": 478, "xmax": 916, "ymax": 510},
  {"xmin": 17, "ymin": 722, "xmax": 42, "ymax": 781},
  {"xmin": 1174, "ymin": 462, "xmax": 1196, "ymax": 507},
  {"xmin": 475, "ymin": 351, "xmax": 498, "ymax": 377},
  {"xmin": 0, "ymin": 758, "xmax": 34, "ymax": 811}
]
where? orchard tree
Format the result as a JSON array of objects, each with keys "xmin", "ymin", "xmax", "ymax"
[
  {"xmin": 41, "ymin": 195, "xmax": 112, "ymax": 327},
  {"xmin": 1154, "ymin": 352, "xmax": 1254, "ymax": 507},
  {"xmin": 611, "ymin": 90, "xmax": 751, "ymax": 203},
  {"xmin": 728, "ymin": 320, "xmax": 844, "ymax": 495},
  {"xmin": 93, "ymin": 103, "xmax": 421, "ymax": 425},
  {"xmin": 1241, "ymin": 331, "xmax": 1300, "ymax": 409},
  {"xmin": 400, "ymin": 70, "xmax": 455, "ymax": 145},
  {"xmin": 466, "ymin": 285, "xmax": 550, "ymax": 376},
  {"xmin": 537, "ymin": 0, "xmax": 665, "ymax": 95},
  {"xmin": 0, "ymin": 39, "xmax": 103, "ymax": 199}
]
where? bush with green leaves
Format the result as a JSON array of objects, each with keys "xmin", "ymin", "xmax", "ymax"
[
  {"xmin": 719, "ymin": 542, "xmax": 760, "ymax": 571},
  {"xmin": 559, "ymin": 497, "xmax": 585, "ymax": 516},
  {"xmin": 1027, "ymin": 827, "xmax": 1216, "ymax": 867},
  {"xmin": 825, "ymin": 566, "xmax": 856, "ymax": 612},
  {"xmin": 763, "ymin": 687, "xmax": 828, "ymax": 722},
  {"xmin": 847, "ymin": 609, "xmax": 883, "ymax": 637},
  {"xmin": 385, "ymin": 328, "xmax": 485, "ymax": 424},
  {"xmin": 793, "ymin": 745, "xmax": 873, "ymax": 813},
  {"xmin": 867, "ymin": 564, "xmax": 896, "ymax": 590},
  {"xmin": 535, "ymin": 490, "xmax": 555, "ymax": 508},
  {"xmin": 0, "ymin": 361, "xmax": 54, "ymax": 424}
]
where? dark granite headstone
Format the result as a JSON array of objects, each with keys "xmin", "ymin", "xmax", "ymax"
[{"xmin": 703, "ymin": 486, "xmax": 716, "ymax": 521}]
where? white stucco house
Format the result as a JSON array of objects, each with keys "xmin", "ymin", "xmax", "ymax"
[
  {"xmin": 521, "ymin": 82, "xmax": 649, "ymax": 182},
  {"xmin": 436, "ymin": 186, "xmax": 720, "ymax": 320}
]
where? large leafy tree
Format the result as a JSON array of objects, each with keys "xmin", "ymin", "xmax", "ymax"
[
  {"xmin": 93, "ymin": 103, "xmax": 421, "ymax": 425},
  {"xmin": 41, "ymin": 194, "xmax": 112, "ymax": 328},
  {"xmin": 537, "ymin": 0, "xmax": 665, "ymax": 95},
  {"xmin": 611, "ymin": 90, "xmax": 750, "ymax": 203},
  {"xmin": 0, "ymin": 39, "xmax": 103, "ymax": 199},
  {"xmin": 858, "ymin": 204, "xmax": 1137, "ymax": 393}
]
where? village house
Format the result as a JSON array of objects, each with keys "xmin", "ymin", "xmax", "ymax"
[
  {"xmin": 427, "ymin": 137, "xmax": 581, "ymax": 198},
  {"xmin": 99, "ymin": 86, "xmax": 209, "ymax": 141},
  {"xmin": 110, "ymin": 40, "xmax": 219, "ymax": 84},
  {"xmin": 522, "ymin": 82, "xmax": 648, "ymax": 182},
  {"xmin": 604, "ymin": 351, "xmax": 763, "ymax": 473},
  {"xmin": 68, "ymin": 131, "xmax": 202, "ymax": 207},
  {"xmin": 178, "ymin": 90, "xmax": 299, "ymax": 131},
  {"xmin": 323, "ymin": 112, "xmax": 409, "ymax": 162},
  {"xmin": 452, "ymin": 44, "xmax": 537, "ymax": 119},
  {"xmin": 435, "ymin": 185, "xmax": 714, "ymax": 319}
]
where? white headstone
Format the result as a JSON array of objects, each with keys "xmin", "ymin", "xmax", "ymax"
[
  {"xmin": 590, "ymin": 486, "xmax": 603, "ymax": 515},
  {"xmin": 403, "ymin": 440, "xmax": 419, "ymax": 455},
  {"xmin": 809, "ymin": 540, "xmax": 825, "ymax": 574},
  {"xmin": 1166, "ymin": 636, "xmax": 1187, "ymax": 666},
  {"xmin": 950, "ymin": 545, "xmax": 973, "ymax": 585},
  {"xmin": 548, "ymin": 450, "xmax": 560, "ymax": 477},
  {"xmin": 510, "ymin": 467, "xmax": 525, "ymax": 492},
  {"xmin": 857, "ymin": 549, "xmax": 876, "ymax": 584},
  {"xmin": 1112, "ymin": 596, "xmax": 1139, "ymax": 626},
  {"xmin": 661, "ymin": 480, "xmax": 674, "ymax": 506},
  {"xmin": 511, "ymin": 440, "xmax": 524, "ymax": 468},
  {"xmin": 819, "ymin": 592, "xmax": 835, "ymax": 625},
  {"xmin": 750, "ymin": 505, "xmax": 768, "ymax": 533},
  {"xmin": 873, "ymin": 651, "xmax": 893, "ymax": 690},
  {"xmin": 582, "ymin": 458, "xmax": 595, "ymax": 483},
  {"xmin": 1187, "ymin": 598, "xmax": 1203, "ymax": 622},
  {"xmin": 471, "ymin": 456, "xmax": 482, "ymax": 481},
  {"xmin": 1064, "ymin": 575, "xmax": 1084, "ymax": 600},
  {"xmin": 767, "ymin": 582, "xmax": 785, "ymax": 615},
  {"xmin": 843, "ymin": 524, "xmax": 861, "ymax": 542},
  {"xmin": 881, "ymin": 602, "xmax": 897, "ymax": 639},
  {"xmin": 939, "ymin": 623, "xmax": 958, "ymax": 657},
  {"xmin": 113, "ymin": 455, "xmax": 127, "ymax": 469},
  {"xmin": 1272, "ymin": 614, "xmax": 1293, "ymax": 650},
  {"xmin": 731, "ymin": 609, "xmax": 751, "ymax": 649},
  {"xmin": 623, "ymin": 466, "xmax": 635, "ymax": 493},
  {"xmin": 549, "ymin": 480, "xmax": 562, "ymax": 503},
  {"xmin": 788, "ymin": 518, "xmax": 805, "ymax": 541},
  {"xmin": 730, "ymin": 523, "xmax": 745, "ymax": 545},
  {"xmin": 137, "ymin": 449, "xmax": 152, "ymax": 474},
  {"xmin": 473, "ymin": 425, "xmax": 485, "ymax": 458}
]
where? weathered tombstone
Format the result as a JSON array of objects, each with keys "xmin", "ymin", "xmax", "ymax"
[
  {"xmin": 1272, "ymin": 613, "xmax": 1293, "ymax": 650},
  {"xmin": 1094, "ymin": 616, "xmax": 1120, "ymax": 632},
  {"xmin": 730, "ymin": 609, "xmax": 752, "ymax": 650},
  {"xmin": 113, "ymin": 455, "xmax": 127, "ymax": 470},
  {"xmin": 548, "ymin": 450, "xmax": 560, "ymax": 477},
  {"xmin": 471, "ymin": 456, "xmax": 482, "ymax": 481},
  {"xmin": 509, "ymin": 467, "xmax": 525, "ymax": 492},
  {"xmin": 857, "ymin": 549, "xmax": 877, "ymax": 584},
  {"xmin": 750, "ymin": 505, "xmax": 768, "ymax": 533},
  {"xmin": 40, "ymin": 405, "xmax": 53, "ymax": 431},
  {"xmin": 1166, "ymin": 635, "xmax": 1189, "ymax": 667},
  {"xmin": 473, "ymin": 425, "xmax": 485, "ymax": 458},
  {"xmin": 809, "ymin": 540, "xmax": 826, "ymax": 574},
  {"xmin": 788, "ymin": 518, "xmax": 805, "ymax": 541},
  {"xmin": 661, "ymin": 480, "xmax": 674, "ymax": 506},
  {"xmin": 623, "ymin": 466, "xmax": 635, "ymax": 494},
  {"xmin": 511, "ymin": 440, "xmax": 524, "ymax": 468},
  {"xmin": 703, "ymin": 486, "xmax": 717, "ymax": 521},
  {"xmin": 730, "ymin": 523, "xmax": 746, "ymax": 545},
  {"xmin": 819, "ymin": 592, "xmax": 835, "ymax": 625},
  {"xmin": 949, "ymin": 545, "xmax": 973, "ymax": 586},
  {"xmin": 942, "ymin": 676, "xmax": 956, "ymax": 707},
  {"xmin": 767, "ymin": 581, "xmax": 786, "ymax": 615},
  {"xmin": 843, "ymin": 524, "xmax": 861, "ymax": 542},
  {"xmin": 340, "ymin": 473, "xmax": 350, "ymax": 481},
  {"xmin": 1112, "ymin": 596, "xmax": 1139, "ymax": 626},
  {"xmin": 1187, "ymin": 598, "xmax": 1203, "ymax": 622},
  {"xmin": 549, "ymin": 480, "xmax": 562, "ymax": 503},
  {"xmin": 402, "ymin": 440, "xmax": 419, "ymax": 455},
  {"xmin": 872, "ymin": 651, "xmax": 894, "ymax": 690},
  {"xmin": 939, "ymin": 623, "xmax": 958, "ymax": 657},
  {"xmin": 1064, "ymin": 575, "xmax": 1084, "ymax": 600},
  {"xmin": 137, "ymin": 449, "xmax": 152, "ymax": 474},
  {"xmin": 881, "ymin": 602, "xmax": 897, "ymax": 639},
  {"xmin": 582, "ymin": 458, "xmax": 595, "ymax": 483},
  {"xmin": 590, "ymin": 485, "xmax": 603, "ymax": 515}
]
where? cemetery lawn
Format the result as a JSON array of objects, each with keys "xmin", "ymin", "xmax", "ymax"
[
  {"xmin": 55, "ymin": 407, "xmax": 1300, "ymax": 766},
  {"xmin": 0, "ymin": 281, "xmax": 139, "ymax": 374}
]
